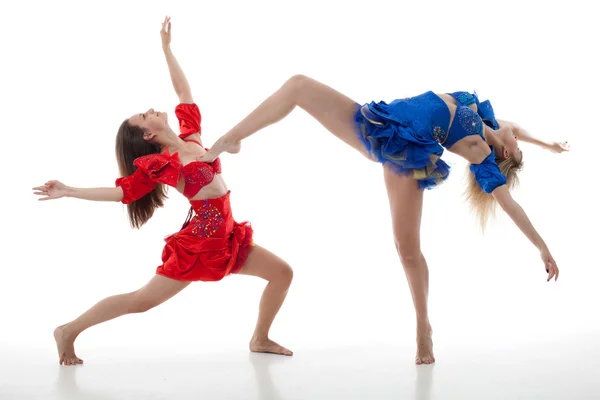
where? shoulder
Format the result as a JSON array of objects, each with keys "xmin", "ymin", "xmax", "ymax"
[
  {"xmin": 497, "ymin": 119, "xmax": 517, "ymax": 129},
  {"xmin": 497, "ymin": 119, "xmax": 523, "ymax": 137}
]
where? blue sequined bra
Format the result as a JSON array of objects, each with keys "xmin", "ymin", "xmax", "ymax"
[{"xmin": 435, "ymin": 92, "xmax": 484, "ymax": 149}]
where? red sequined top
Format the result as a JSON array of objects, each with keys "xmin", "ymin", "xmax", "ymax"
[{"xmin": 115, "ymin": 103, "xmax": 222, "ymax": 204}]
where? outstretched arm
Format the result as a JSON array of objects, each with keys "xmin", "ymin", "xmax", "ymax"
[
  {"xmin": 161, "ymin": 16, "xmax": 193, "ymax": 104},
  {"xmin": 492, "ymin": 185, "xmax": 559, "ymax": 281},
  {"xmin": 33, "ymin": 180, "xmax": 123, "ymax": 202},
  {"xmin": 498, "ymin": 119, "xmax": 570, "ymax": 153}
]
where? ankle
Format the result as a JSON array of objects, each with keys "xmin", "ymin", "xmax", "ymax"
[
  {"xmin": 416, "ymin": 320, "xmax": 431, "ymax": 331},
  {"xmin": 57, "ymin": 324, "xmax": 79, "ymax": 340},
  {"xmin": 251, "ymin": 333, "xmax": 269, "ymax": 343}
]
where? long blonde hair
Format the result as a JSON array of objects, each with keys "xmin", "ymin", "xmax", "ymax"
[{"xmin": 465, "ymin": 155, "xmax": 523, "ymax": 231}]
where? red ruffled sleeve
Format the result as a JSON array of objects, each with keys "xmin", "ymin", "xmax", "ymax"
[
  {"xmin": 115, "ymin": 154, "xmax": 181, "ymax": 204},
  {"xmin": 133, "ymin": 153, "xmax": 181, "ymax": 186},
  {"xmin": 175, "ymin": 103, "xmax": 201, "ymax": 139},
  {"xmin": 115, "ymin": 169, "xmax": 157, "ymax": 204}
]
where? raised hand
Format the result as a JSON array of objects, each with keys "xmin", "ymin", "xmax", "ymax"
[
  {"xmin": 161, "ymin": 16, "xmax": 171, "ymax": 49},
  {"xmin": 33, "ymin": 180, "xmax": 69, "ymax": 201}
]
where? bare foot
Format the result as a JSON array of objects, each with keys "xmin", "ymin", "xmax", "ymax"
[
  {"xmin": 54, "ymin": 325, "xmax": 83, "ymax": 366},
  {"xmin": 249, "ymin": 337, "xmax": 293, "ymax": 356},
  {"xmin": 415, "ymin": 324, "xmax": 435, "ymax": 365}
]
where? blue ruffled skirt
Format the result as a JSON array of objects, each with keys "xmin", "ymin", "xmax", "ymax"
[{"xmin": 354, "ymin": 102, "xmax": 450, "ymax": 190}]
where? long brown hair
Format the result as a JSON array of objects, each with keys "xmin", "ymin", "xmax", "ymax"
[
  {"xmin": 115, "ymin": 119, "xmax": 168, "ymax": 229},
  {"xmin": 465, "ymin": 155, "xmax": 523, "ymax": 231}
]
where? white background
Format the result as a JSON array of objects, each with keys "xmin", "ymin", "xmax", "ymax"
[{"xmin": 1, "ymin": 0, "xmax": 598, "ymax": 371}]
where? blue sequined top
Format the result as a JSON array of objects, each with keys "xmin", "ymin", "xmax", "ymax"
[{"xmin": 441, "ymin": 92, "xmax": 483, "ymax": 148}]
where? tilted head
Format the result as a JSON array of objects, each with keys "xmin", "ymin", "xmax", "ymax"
[
  {"xmin": 493, "ymin": 125, "xmax": 523, "ymax": 163},
  {"xmin": 127, "ymin": 108, "xmax": 169, "ymax": 141},
  {"xmin": 115, "ymin": 110, "xmax": 169, "ymax": 229}
]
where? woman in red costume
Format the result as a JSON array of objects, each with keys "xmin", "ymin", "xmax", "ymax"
[{"xmin": 32, "ymin": 17, "xmax": 293, "ymax": 365}]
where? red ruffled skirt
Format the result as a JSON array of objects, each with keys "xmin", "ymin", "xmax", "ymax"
[{"xmin": 156, "ymin": 191, "xmax": 254, "ymax": 281}]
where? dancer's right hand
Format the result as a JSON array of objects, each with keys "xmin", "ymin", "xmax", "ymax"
[
  {"xmin": 33, "ymin": 180, "xmax": 69, "ymax": 201},
  {"xmin": 160, "ymin": 16, "xmax": 172, "ymax": 50}
]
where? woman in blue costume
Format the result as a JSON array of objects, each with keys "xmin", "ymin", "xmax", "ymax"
[{"xmin": 198, "ymin": 76, "xmax": 569, "ymax": 365}]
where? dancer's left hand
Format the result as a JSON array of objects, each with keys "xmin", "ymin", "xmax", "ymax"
[{"xmin": 540, "ymin": 246, "xmax": 559, "ymax": 282}]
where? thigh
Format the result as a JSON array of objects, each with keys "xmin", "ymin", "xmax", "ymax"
[
  {"xmin": 383, "ymin": 165, "xmax": 424, "ymax": 251},
  {"xmin": 292, "ymin": 75, "xmax": 370, "ymax": 158},
  {"xmin": 236, "ymin": 245, "xmax": 292, "ymax": 281},
  {"xmin": 133, "ymin": 274, "xmax": 191, "ymax": 306}
]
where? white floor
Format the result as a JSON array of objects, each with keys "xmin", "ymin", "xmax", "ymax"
[{"xmin": 1, "ymin": 339, "xmax": 598, "ymax": 400}]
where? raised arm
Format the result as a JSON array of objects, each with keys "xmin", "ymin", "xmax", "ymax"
[
  {"xmin": 497, "ymin": 119, "xmax": 570, "ymax": 154},
  {"xmin": 161, "ymin": 16, "xmax": 193, "ymax": 104},
  {"xmin": 491, "ymin": 185, "xmax": 559, "ymax": 281},
  {"xmin": 33, "ymin": 180, "xmax": 123, "ymax": 202}
]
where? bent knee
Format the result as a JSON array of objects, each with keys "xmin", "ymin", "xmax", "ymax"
[
  {"xmin": 394, "ymin": 241, "xmax": 422, "ymax": 266},
  {"xmin": 284, "ymin": 74, "xmax": 312, "ymax": 94},
  {"xmin": 275, "ymin": 262, "xmax": 294, "ymax": 285}
]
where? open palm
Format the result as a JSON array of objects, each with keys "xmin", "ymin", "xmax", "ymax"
[
  {"xmin": 160, "ymin": 16, "xmax": 171, "ymax": 48},
  {"xmin": 33, "ymin": 180, "xmax": 69, "ymax": 201}
]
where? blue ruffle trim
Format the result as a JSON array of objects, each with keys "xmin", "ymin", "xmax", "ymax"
[{"xmin": 354, "ymin": 105, "xmax": 450, "ymax": 190}]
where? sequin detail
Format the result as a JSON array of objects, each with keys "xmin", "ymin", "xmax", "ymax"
[
  {"xmin": 185, "ymin": 164, "xmax": 214, "ymax": 186},
  {"xmin": 182, "ymin": 158, "xmax": 222, "ymax": 198},
  {"xmin": 457, "ymin": 107, "xmax": 483, "ymax": 135},
  {"xmin": 191, "ymin": 200, "xmax": 224, "ymax": 238},
  {"xmin": 457, "ymin": 92, "xmax": 474, "ymax": 105},
  {"xmin": 432, "ymin": 126, "xmax": 447, "ymax": 144},
  {"xmin": 133, "ymin": 154, "xmax": 180, "ymax": 186}
]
